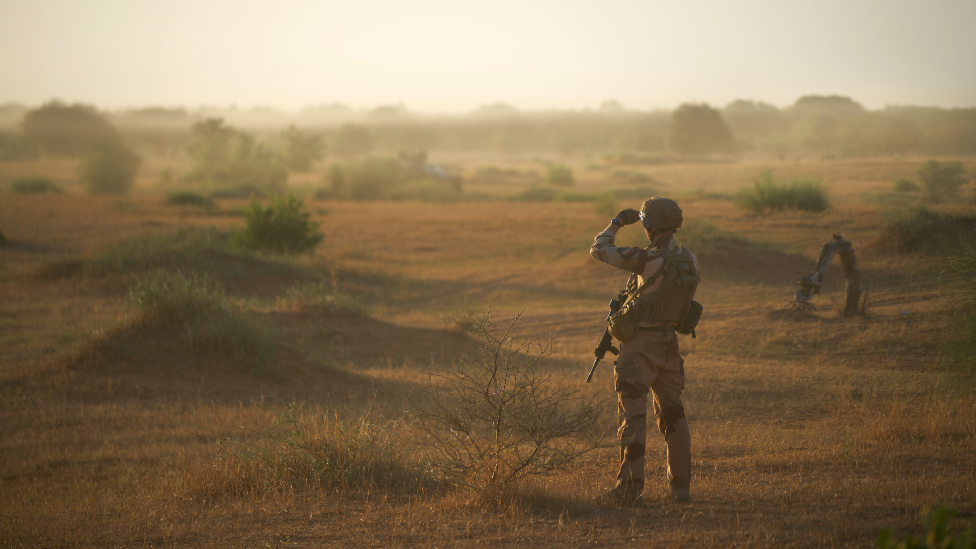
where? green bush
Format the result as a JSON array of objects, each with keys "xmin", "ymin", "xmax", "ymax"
[
  {"xmin": 0, "ymin": 228, "xmax": 7, "ymax": 246},
  {"xmin": 735, "ymin": 170, "xmax": 829, "ymax": 213},
  {"xmin": 328, "ymin": 156, "xmax": 407, "ymax": 200},
  {"xmin": 166, "ymin": 191, "xmax": 215, "ymax": 208},
  {"xmin": 894, "ymin": 178, "xmax": 920, "ymax": 192},
  {"xmin": 184, "ymin": 118, "xmax": 287, "ymax": 196},
  {"xmin": 874, "ymin": 207, "xmax": 976, "ymax": 253},
  {"xmin": 79, "ymin": 140, "xmax": 142, "ymax": 195},
  {"xmin": 10, "ymin": 177, "xmax": 62, "ymax": 194},
  {"xmin": 917, "ymin": 159, "xmax": 968, "ymax": 203},
  {"xmin": 877, "ymin": 506, "xmax": 975, "ymax": 549},
  {"xmin": 233, "ymin": 194, "xmax": 323, "ymax": 255},
  {"xmin": 545, "ymin": 164, "xmax": 575, "ymax": 187}
]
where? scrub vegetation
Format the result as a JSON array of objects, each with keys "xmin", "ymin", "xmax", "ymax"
[{"xmin": 1, "ymin": 108, "xmax": 975, "ymax": 546}]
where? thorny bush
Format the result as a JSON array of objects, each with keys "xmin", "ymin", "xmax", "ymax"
[{"xmin": 413, "ymin": 310, "xmax": 604, "ymax": 493}]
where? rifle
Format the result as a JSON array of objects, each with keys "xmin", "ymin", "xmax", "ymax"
[{"xmin": 585, "ymin": 289, "xmax": 628, "ymax": 383}]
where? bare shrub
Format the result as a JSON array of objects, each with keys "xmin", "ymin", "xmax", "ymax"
[
  {"xmin": 735, "ymin": 169, "xmax": 829, "ymax": 213},
  {"xmin": 413, "ymin": 311, "xmax": 603, "ymax": 493}
]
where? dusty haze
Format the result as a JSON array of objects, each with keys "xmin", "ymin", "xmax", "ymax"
[{"xmin": 1, "ymin": 0, "xmax": 975, "ymax": 112}]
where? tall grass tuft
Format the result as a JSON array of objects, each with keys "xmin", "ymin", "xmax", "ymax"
[
  {"xmin": 943, "ymin": 238, "xmax": 976, "ymax": 384},
  {"xmin": 184, "ymin": 402, "xmax": 431, "ymax": 498},
  {"xmin": 10, "ymin": 177, "xmax": 62, "ymax": 194},
  {"xmin": 736, "ymin": 169, "xmax": 829, "ymax": 213},
  {"xmin": 127, "ymin": 271, "xmax": 276, "ymax": 372},
  {"xmin": 877, "ymin": 505, "xmax": 975, "ymax": 549}
]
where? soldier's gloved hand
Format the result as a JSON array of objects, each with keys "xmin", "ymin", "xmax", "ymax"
[{"xmin": 614, "ymin": 209, "xmax": 641, "ymax": 226}]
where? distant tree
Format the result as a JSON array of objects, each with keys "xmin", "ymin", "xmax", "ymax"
[
  {"xmin": 22, "ymin": 101, "xmax": 119, "ymax": 156},
  {"xmin": 722, "ymin": 100, "xmax": 789, "ymax": 137},
  {"xmin": 331, "ymin": 124, "xmax": 373, "ymax": 158},
  {"xmin": 599, "ymin": 100, "xmax": 625, "ymax": 114},
  {"xmin": 80, "ymin": 140, "xmax": 142, "ymax": 195},
  {"xmin": 184, "ymin": 118, "xmax": 286, "ymax": 195},
  {"xmin": 669, "ymin": 103, "xmax": 734, "ymax": 155},
  {"xmin": 917, "ymin": 159, "xmax": 968, "ymax": 203},
  {"xmin": 280, "ymin": 126, "xmax": 326, "ymax": 172},
  {"xmin": 790, "ymin": 95, "xmax": 864, "ymax": 116},
  {"xmin": 473, "ymin": 103, "xmax": 519, "ymax": 117},
  {"xmin": 802, "ymin": 114, "xmax": 840, "ymax": 154},
  {"xmin": 186, "ymin": 118, "xmax": 236, "ymax": 182},
  {"xmin": 545, "ymin": 164, "xmax": 575, "ymax": 187}
]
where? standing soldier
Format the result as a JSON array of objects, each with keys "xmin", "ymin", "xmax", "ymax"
[{"xmin": 590, "ymin": 197, "xmax": 700, "ymax": 506}]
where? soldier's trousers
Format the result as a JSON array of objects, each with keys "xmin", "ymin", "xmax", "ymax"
[{"xmin": 613, "ymin": 327, "xmax": 691, "ymax": 490}]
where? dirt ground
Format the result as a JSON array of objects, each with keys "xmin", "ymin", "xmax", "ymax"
[{"xmin": 1, "ymin": 157, "xmax": 974, "ymax": 547}]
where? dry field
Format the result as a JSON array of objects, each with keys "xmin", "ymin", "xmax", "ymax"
[{"xmin": 1, "ymin": 157, "xmax": 975, "ymax": 547}]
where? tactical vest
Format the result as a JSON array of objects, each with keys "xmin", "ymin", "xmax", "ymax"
[{"xmin": 636, "ymin": 246, "xmax": 700, "ymax": 325}]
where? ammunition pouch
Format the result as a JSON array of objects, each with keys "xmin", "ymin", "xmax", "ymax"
[{"xmin": 677, "ymin": 300, "xmax": 703, "ymax": 338}]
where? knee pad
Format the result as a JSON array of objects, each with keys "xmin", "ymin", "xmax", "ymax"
[
  {"xmin": 624, "ymin": 443, "xmax": 645, "ymax": 461},
  {"xmin": 659, "ymin": 404, "xmax": 686, "ymax": 435}
]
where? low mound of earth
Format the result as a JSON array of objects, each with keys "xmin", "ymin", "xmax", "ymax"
[
  {"xmin": 0, "ymin": 306, "xmax": 483, "ymax": 406},
  {"xmin": 29, "ymin": 228, "xmax": 319, "ymax": 298}
]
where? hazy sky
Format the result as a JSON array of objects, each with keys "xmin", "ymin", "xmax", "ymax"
[{"xmin": 1, "ymin": 0, "xmax": 974, "ymax": 112}]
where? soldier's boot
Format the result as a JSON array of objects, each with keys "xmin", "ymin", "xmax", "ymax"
[
  {"xmin": 668, "ymin": 488, "xmax": 691, "ymax": 503},
  {"xmin": 595, "ymin": 480, "xmax": 644, "ymax": 507},
  {"xmin": 665, "ymin": 417, "xmax": 692, "ymax": 504}
]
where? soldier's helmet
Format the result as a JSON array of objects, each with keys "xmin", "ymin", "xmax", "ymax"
[{"xmin": 640, "ymin": 197, "xmax": 683, "ymax": 231}]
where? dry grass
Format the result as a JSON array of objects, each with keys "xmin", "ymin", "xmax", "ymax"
[{"xmin": 1, "ymin": 156, "xmax": 975, "ymax": 547}]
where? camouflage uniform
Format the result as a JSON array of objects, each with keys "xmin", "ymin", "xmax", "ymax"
[{"xmin": 590, "ymin": 229, "xmax": 700, "ymax": 493}]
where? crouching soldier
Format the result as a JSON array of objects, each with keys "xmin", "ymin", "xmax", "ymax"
[{"xmin": 590, "ymin": 197, "xmax": 700, "ymax": 506}]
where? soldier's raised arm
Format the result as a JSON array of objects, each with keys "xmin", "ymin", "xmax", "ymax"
[{"xmin": 590, "ymin": 208, "xmax": 656, "ymax": 274}]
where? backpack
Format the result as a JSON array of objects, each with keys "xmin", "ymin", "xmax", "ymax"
[{"xmin": 607, "ymin": 246, "xmax": 702, "ymax": 341}]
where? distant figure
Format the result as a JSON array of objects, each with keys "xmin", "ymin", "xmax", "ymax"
[{"xmin": 589, "ymin": 197, "xmax": 701, "ymax": 506}]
